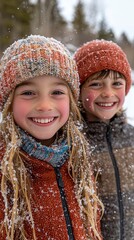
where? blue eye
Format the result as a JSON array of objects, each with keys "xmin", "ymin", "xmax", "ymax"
[
  {"xmin": 88, "ymin": 82, "xmax": 101, "ymax": 88},
  {"xmin": 90, "ymin": 83, "xmax": 100, "ymax": 86},
  {"xmin": 113, "ymin": 82, "xmax": 123, "ymax": 86},
  {"xmin": 21, "ymin": 91, "xmax": 35, "ymax": 95},
  {"xmin": 53, "ymin": 90, "xmax": 64, "ymax": 95}
]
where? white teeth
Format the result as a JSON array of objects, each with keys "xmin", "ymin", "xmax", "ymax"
[
  {"xmin": 98, "ymin": 103, "xmax": 114, "ymax": 107},
  {"xmin": 32, "ymin": 118, "xmax": 54, "ymax": 123}
]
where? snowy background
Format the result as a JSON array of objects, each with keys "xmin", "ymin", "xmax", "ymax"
[{"xmin": 123, "ymin": 85, "xmax": 134, "ymax": 126}]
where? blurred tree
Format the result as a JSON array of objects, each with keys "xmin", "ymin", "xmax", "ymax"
[
  {"xmin": 119, "ymin": 32, "xmax": 131, "ymax": 46},
  {"xmin": 72, "ymin": 0, "xmax": 93, "ymax": 46},
  {"xmin": 0, "ymin": 0, "xmax": 32, "ymax": 52},
  {"xmin": 87, "ymin": 0, "xmax": 98, "ymax": 33},
  {"xmin": 45, "ymin": 0, "xmax": 67, "ymax": 38},
  {"xmin": 97, "ymin": 18, "xmax": 116, "ymax": 41},
  {"xmin": 31, "ymin": 0, "xmax": 67, "ymax": 39},
  {"xmin": 119, "ymin": 32, "xmax": 134, "ymax": 69},
  {"xmin": 72, "ymin": 0, "xmax": 89, "ymax": 33}
]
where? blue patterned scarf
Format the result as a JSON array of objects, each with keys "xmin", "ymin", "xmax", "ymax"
[{"xmin": 19, "ymin": 129, "xmax": 69, "ymax": 167}]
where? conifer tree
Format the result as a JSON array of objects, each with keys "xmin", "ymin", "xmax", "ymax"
[
  {"xmin": 71, "ymin": 0, "xmax": 91, "ymax": 46},
  {"xmin": 97, "ymin": 18, "xmax": 115, "ymax": 41},
  {"xmin": 31, "ymin": 0, "xmax": 67, "ymax": 39},
  {"xmin": 72, "ymin": 0, "xmax": 89, "ymax": 33},
  {"xmin": 0, "ymin": 0, "xmax": 32, "ymax": 52}
]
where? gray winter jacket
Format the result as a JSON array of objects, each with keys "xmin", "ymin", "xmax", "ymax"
[{"xmin": 84, "ymin": 113, "xmax": 134, "ymax": 240}]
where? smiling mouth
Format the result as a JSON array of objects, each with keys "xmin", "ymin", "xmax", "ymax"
[
  {"xmin": 96, "ymin": 102, "xmax": 116, "ymax": 107},
  {"xmin": 32, "ymin": 117, "xmax": 56, "ymax": 124}
]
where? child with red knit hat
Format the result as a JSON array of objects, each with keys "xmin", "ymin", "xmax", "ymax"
[
  {"xmin": 74, "ymin": 39, "xmax": 134, "ymax": 240},
  {"xmin": 0, "ymin": 35, "xmax": 104, "ymax": 240}
]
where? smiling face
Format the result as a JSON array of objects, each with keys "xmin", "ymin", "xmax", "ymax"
[
  {"xmin": 81, "ymin": 71, "xmax": 126, "ymax": 123},
  {"xmin": 12, "ymin": 75, "xmax": 70, "ymax": 145}
]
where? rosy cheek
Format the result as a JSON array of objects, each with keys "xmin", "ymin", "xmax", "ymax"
[
  {"xmin": 13, "ymin": 100, "xmax": 29, "ymax": 118},
  {"xmin": 59, "ymin": 100, "xmax": 70, "ymax": 119},
  {"xmin": 117, "ymin": 89, "xmax": 125, "ymax": 105},
  {"xmin": 83, "ymin": 92, "xmax": 96, "ymax": 109}
]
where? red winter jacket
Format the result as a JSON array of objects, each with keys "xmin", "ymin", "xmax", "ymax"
[{"xmin": 0, "ymin": 148, "xmax": 88, "ymax": 240}]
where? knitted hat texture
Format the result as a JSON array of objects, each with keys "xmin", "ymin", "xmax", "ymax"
[
  {"xmin": 0, "ymin": 35, "xmax": 79, "ymax": 111},
  {"xmin": 74, "ymin": 39, "xmax": 132, "ymax": 95}
]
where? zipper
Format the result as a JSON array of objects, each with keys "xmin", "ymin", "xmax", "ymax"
[
  {"xmin": 106, "ymin": 125, "xmax": 124, "ymax": 240},
  {"xmin": 54, "ymin": 167, "xmax": 74, "ymax": 240}
]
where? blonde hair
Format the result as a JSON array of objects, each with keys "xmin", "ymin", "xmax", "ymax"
[{"xmin": 0, "ymin": 88, "xmax": 104, "ymax": 240}]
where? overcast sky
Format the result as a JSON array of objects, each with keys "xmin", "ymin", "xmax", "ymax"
[{"xmin": 58, "ymin": 0, "xmax": 134, "ymax": 41}]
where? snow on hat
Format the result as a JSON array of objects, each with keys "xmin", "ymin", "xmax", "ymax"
[
  {"xmin": 74, "ymin": 39, "xmax": 132, "ymax": 95},
  {"xmin": 0, "ymin": 35, "xmax": 79, "ymax": 111}
]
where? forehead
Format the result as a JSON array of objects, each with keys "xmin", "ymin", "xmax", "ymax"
[
  {"xmin": 16, "ymin": 75, "xmax": 68, "ymax": 88},
  {"xmin": 84, "ymin": 70, "xmax": 125, "ymax": 84}
]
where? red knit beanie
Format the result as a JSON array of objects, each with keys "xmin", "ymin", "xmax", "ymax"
[{"xmin": 74, "ymin": 39, "xmax": 132, "ymax": 95}]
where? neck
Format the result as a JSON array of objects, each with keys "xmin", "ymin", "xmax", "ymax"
[{"xmin": 18, "ymin": 128, "xmax": 69, "ymax": 168}]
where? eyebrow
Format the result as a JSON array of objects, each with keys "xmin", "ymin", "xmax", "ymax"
[
  {"xmin": 16, "ymin": 81, "xmax": 33, "ymax": 89},
  {"xmin": 52, "ymin": 82, "xmax": 68, "ymax": 87},
  {"xmin": 88, "ymin": 78, "xmax": 102, "ymax": 83},
  {"xmin": 16, "ymin": 80, "xmax": 68, "ymax": 89}
]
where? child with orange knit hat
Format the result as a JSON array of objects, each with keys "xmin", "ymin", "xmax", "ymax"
[
  {"xmin": 0, "ymin": 35, "xmax": 104, "ymax": 240},
  {"xmin": 74, "ymin": 39, "xmax": 134, "ymax": 240}
]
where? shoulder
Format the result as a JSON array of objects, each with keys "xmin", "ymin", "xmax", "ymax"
[
  {"xmin": 112, "ymin": 113, "xmax": 134, "ymax": 136},
  {"xmin": 123, "ymin": 122, "xmax": 134, "ymax": 135},
  {"xmin": 117, "ymin": 122, "xmax": 134, "ymax": 148}
]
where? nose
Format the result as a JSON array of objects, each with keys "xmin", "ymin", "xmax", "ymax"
[
  {"xmin": 35, "ymin": 96, "xmax": 53, "ymax": 111},
  {"xmin": 101, "ymin": 86, "xmax": 114, "ymax": 98}
]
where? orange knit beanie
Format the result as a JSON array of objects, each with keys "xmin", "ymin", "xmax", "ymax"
[
  {"xmin": 0, "ymin": 35, "xmax": 79, "ymax": 111},
  {"xmin": 74, "ymin": 39, "xmax": 132, "ymax": 95}
]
